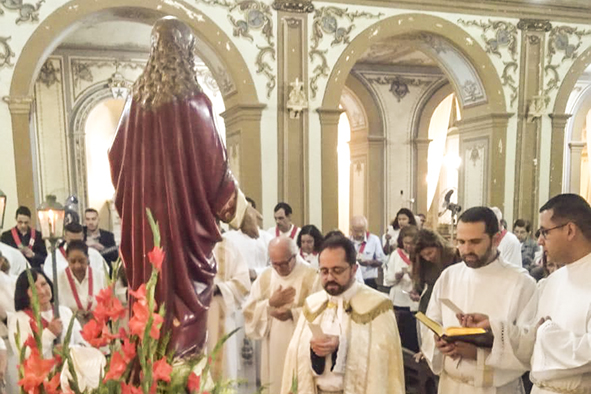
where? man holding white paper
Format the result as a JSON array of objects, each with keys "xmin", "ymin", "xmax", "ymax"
[
  {"xmin": 421, "ymin": 206, "xmax": 537, "ymax": 394},
  {"xmin": 281, "ymin": 235, "xmax": 404, "ymax": 394}
]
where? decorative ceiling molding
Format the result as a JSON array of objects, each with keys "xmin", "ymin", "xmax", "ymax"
[
  {"xmin": 37, "ymin": 59, "xmax": 61, "ymax": 88},
  {"xmin": 364, "ymin": 74, "xmax": 436, "ymax": 102},
  {"xmin": 544, "ymin": 25, "xmax": 591, "ymax": 100},
  {"xmin": 194, "ymin": 0, "xmax": 277, "ymax": 98},
  {"xmin": 0, "ymin": 36, "xmax": 15, "ymax": 68},
  {"xmin": 458, "ymin": 18, "xmax": 519, "ymax": 106},
  {"xmin": 272, "ymin": 0, "xmax": 314, "ymax": 13},
  {"xmin": 309, "ymin": 6, "xmax": 383, "ymax": 99},
  {"xmin": 0, "ymin": 0, "xmax": 44, "ymax": 24}
]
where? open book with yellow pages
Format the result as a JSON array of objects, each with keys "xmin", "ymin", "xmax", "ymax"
[{"xmin": 415, "ymin": 311, "xmax": 494, "ymax": 348}]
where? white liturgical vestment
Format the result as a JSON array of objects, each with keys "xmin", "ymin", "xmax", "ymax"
[
  {"xmin": 223, "ymin": 229, "xmax": 271, "ymax": 278},
  {"xmin": 422, "ymin": 256, "xmax": 537, "ymax": 394},
  {"xmin": 207, "ymin": 237, "xmax": 251, "ymax": 381},
  {"xmin": 281, "ymin": 282, "xmax": 405, "ymax": 394},
  {"xmin": 0, "ymin": 241, "xmax": 28, "ymax": 277},
  {"xmin": 498, "ymin": 231, "xmax": 522, "ymax": 268},
  {"xmin": 488, "ymin": 252, "xmax": 591, "ymax": 394},
  {"xmin": 243, "ymin": 260, "xmax": 319, "ymax": 394},
  {"xmin": 56, "ymin": 266, "xmax": 107, "ymax": 316}
]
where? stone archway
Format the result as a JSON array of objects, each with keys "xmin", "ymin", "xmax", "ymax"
[
  {"xmin": 6, "ymin": 0, "xmax": 263, "ymax": 211},
  {"xmin": 552, "ymin": 48, "xmax": 591, "ymax": 197},
  {"xmin": 318, "ymin": 13, "xmax": 509, "ymax": 230}
]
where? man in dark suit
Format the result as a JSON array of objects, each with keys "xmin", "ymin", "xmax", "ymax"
[
  {"xmin": 83, "ymin": 208, "xmax": 118, "ymax": 267},
  {"xmin": 0, "ymin": 206, "xmax": 47, "ymax": 268}
]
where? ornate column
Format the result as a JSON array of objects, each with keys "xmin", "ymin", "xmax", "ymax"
[
  {"xmin": 514, "ymin": 19, "xmax": 552, "ymax": 221},
  {"xmin": 549, "ymin": 113, "xmax": 572, "ymax": 196},
  {"xmin": 220, "ymin": 103, "xmax": 267, "ymax": 209},
  {"xmin": 317, "ymin": 107, "xmax": 343, "ymax": 232},
  {"xmin": 568, "ymin": 141, "xmax": 586, "ymax": 194},
  {"xmin": 3, "ymin": 96, "xmax": 36, "ymax": 214},
  {"xmin": 414, "ymin": 138, "xmax": 431, "ymax": 216},
  {"xmin": 273, "ymin": 0, "xmax": 314, "ymax": 226}
]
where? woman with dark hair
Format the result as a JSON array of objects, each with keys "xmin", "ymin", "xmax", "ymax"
[
  {"xmin": 384, "ymin": 225, "xmax": 420, "ymax": 351},
  {"xmin": 56, "ymin": 240, "xmax": 107, "ymax": 325},
  {"xmin": 383, "ymin": 208, "xmax": 418, "ymax": 255},
  {"xmin": 296, "ymin": 225, "xmax": 323, "ymax": 268},
  {"xmin": 8, "ymin": 269, "xmax": 85, "ymax": 359},
  {"xmin": 411, "ymin": 229, "xmax": 460, "ymax": 314}
]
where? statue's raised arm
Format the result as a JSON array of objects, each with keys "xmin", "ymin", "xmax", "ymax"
[{"xmin": 109, "ymin": 16, "xmax": 259, "ymax": 358}]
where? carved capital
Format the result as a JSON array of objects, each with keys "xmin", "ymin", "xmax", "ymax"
[
  {"xmin": 517, "ymin": 19, "xmax": 552, "ymax": 32},
  {"xmin": 317, "ymin": 107, "xmax": 344, "ymax": 125},
  {"xmin": 272, "ymin": 0, "xmax": 314, "ymax": 13},
  {"xmin": 2, "ymin": 96, "xmax": 34, "ymax": 114},
  {"xmin": 549, "ymin": 113, "xmax": 572, "ymax": 129}
]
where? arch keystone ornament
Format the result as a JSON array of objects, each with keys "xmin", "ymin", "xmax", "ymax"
[{"xmin": 272, "ymin": 0, "xmax": 314, "ymax": 13}]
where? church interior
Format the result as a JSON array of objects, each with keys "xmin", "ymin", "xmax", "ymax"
[{"xmin": 2, "ymin": 0, "xmax": 591, "ymax": 393}]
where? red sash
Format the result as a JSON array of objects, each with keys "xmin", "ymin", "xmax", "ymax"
[
  {"xmin": 300, "ymin": 250, "xmax": 318, "ymax": 259},
  {"xmin": 276, "ymin": 226, "xmax": 298, "ymax": 239},
  {"xmin": 59, "ymin": 246, "xmax": 67, "ymax": 259},
  {"xmin": 397, "ymin": 248, "xmax": 412, "ymax": 265},
  {"xmin": 359, "ymin": 232, "xmax": 370, "ymax": 254},
  {"xmin": 24, "ymin": 309, "xmax": 50, "ymax": 329},
  {"xmin": 65, "ymin": 266, "xmax": 94, "ymax": 312},
  {"xmin": 11, "ymin": 227, "xmax": 35, "ymax": 251}
]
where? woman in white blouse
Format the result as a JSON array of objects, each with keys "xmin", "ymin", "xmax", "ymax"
[
  {"xmin": 7, "ymin": 269, "xmax": 86, "ymax": 392},
  {"xmin": 56, "ymin": 240, "xmax": 107, "ymax": 326}
]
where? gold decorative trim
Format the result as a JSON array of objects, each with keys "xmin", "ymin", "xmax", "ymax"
[
  {"xmin": 303, "ymin": 299, "xmax": 329, "ymax": 322},
  {"xmin": 0, "ymin": 0, "xmax": 44, "ymax": 24},
  {"xmin": 0, "ymin": 36, "xmax": 15, "ymax": 68},
  {"xmin": 347, "ymin": 298, "xmax": 392, "ymax": 325},
  {"xmin": 309, "ymin": 6, "xmax": 383, "ymax": 99}
]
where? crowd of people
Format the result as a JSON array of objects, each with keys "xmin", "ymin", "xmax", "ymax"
[{"xmin": 0, "ymin": 194, "xmax": 589, "ymax": 394}]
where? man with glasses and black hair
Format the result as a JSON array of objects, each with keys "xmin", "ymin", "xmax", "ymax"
[
  {"xmin": 281, "ymin": 234, "xmax": 404, "ymax": 394},
  {"xmin": 463, "ymin": 194, "xmax": 591, "ymax": 394},
  {"xmin": 244, "ymin": 236, "xmax": 319, "ymax": 394},
  {"xmin": 421, "ymin": 206, "xmax": 538, "ymax": 394}
]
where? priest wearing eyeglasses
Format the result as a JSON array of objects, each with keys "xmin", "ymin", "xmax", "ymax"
[
  {"xmin": 281, "ymin": 235, "xmax": 404, "ymax": 394},
  {"xmin": 243, "ymin": 236, "xmax": 319, "ymax": 394}
]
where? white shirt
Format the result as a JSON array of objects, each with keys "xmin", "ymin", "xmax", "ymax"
[
  {"xmin": 351, "ymin": 232, "xmax": 385, "ymax": 280},
  {"xmin": 315, "ymin": 281, "xmax": 360, "ymax": 391},
  {"xmin": 384, "ymin": 248, "xmax": 418, "ymax": 310},
  {"xmin": 56, "ymin": 266, "xmax": 107, "ymax": 314},
  {"xmin": 43, "ymin": 244, "xmax": 107, "ymax": 281},
  {"xmin": 0, "ymin": 242, "xmax": 28, "ymax": 277},
  {"xmin": 498, "ymin": 231, "xmax": 522, "ymax": 267}
]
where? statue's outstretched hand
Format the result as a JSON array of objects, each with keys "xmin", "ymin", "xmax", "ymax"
[{"xmin": 241, "ymin": 205, "xmax": 262, "ymax": 239}]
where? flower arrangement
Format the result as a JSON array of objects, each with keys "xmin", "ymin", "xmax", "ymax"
[{"xmin": 15, "ymin": 209, "xmax": 237, "ymax": 394}]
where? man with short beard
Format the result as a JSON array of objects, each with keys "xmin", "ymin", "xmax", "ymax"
[
  {"xmin": 281, "ymin": 235, "xmax": 404, "ymax": 394},
  {"xmin": 421, "ymin": 206, "xmax": 538, "ymax": 394}
]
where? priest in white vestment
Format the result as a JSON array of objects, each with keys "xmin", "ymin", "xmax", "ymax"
[
  {"xmin": 243, "ymin": 236, "xmax": 319, "ymax": 394},
  {"xmin": 44, "ymin": 222, "xmax": 108, "ymax": 281},
  {"xmin": 0, "ymin": 242, "xmax": 27, "ymax": 277},
  {"xmin": 473, "ymin": 194, "xmax": 591, "ymax": 394},
  {"xmin": 55, "ymin": 240, "xmax": 107, "ymax": 325},
  {"xmin": 281, "ymin": 234, "xmax": 404, "ymax": 394},
  {"xmin": 421, "ymin": 207, "xmax": 537, "ymax": 394},
  {"xmin": 207, "ymin": 235, "xmax": 251, "ymax": 381}
]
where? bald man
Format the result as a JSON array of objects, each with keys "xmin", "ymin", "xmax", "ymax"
[
  {"xmin": 243, "ymin": 236, "xmax": 320, "ymax": 394},
  {"xmin": 350, "ymin": 215, "xmax": 386, "ymax": 290}
]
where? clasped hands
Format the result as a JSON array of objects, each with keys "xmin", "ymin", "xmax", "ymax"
[
  {"xmin": 269, "ymin": 285, "xmax": 296, "ymax": 321},
  {"xmin": 310, "ymin": 334, "xmax": 339, "ymax": 357}
]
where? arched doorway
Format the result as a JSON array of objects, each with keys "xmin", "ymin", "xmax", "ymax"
[
  {"xmin": 319, "ymin": 13, "xmax": 508, "ymax": 231},
  {"xmin": 6, "ymin": 0, "xmax": 263, "ymax": 213}
]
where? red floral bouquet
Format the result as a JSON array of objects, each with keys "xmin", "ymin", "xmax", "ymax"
[{"xmin": 15, "ymin": 209, "xmax": 233, "ymax": 394}]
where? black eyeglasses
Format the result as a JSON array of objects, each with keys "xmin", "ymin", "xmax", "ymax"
[{"xmin": 538, "ymin": 223, "xmax": 569, "ymax": 239}]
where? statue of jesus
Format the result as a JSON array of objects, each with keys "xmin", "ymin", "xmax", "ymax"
[{"xmin": 109, "ymin": 16, "xmax": 260, "ymax": 358}]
